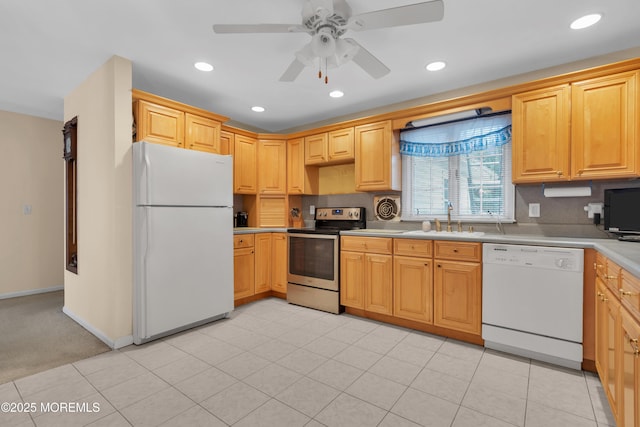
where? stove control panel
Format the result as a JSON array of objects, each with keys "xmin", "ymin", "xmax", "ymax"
[{"xmin": 315, "ymin": 207, "xmax": 364, "ymax": 220}]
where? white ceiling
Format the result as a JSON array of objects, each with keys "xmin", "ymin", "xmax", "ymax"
[{"xmin": 2, "ymin": 0, "xmax": 640, "ymax": 133}]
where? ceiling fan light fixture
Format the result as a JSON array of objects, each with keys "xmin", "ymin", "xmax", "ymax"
[
  {"xmin": 311, "ymin": 28, "xmax": 337, "ymax": 58},
  {"xmin": 194, "ymin": 62, "xmax": 214, "ymax": 72},
  {"xmin": 426, "ymin": 61, "xmax": 446, "ymax": 71},
  {"xmin": 570, "ymin": 13, "xmax": 601, "ymax": 30},
  {"xmin": 251, "ymin": 106, "xmax": 265, "ymax": 112},
  {"xmin": 329, "ymin": 90, "xmax": 344, "ymax": 98}
]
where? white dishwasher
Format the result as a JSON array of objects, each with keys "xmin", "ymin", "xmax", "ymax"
[{"xmin": 482, "ymin": 243, "xmax": 584, "ymax": 370}]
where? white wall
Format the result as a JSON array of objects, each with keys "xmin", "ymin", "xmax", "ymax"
[
  {"xmin": 63, "ymin": 55, "xmax": 133, "ymax": 348},
  {"xmin": 0, "ymin": 111, "xmax": 64, "ymax": 297}
]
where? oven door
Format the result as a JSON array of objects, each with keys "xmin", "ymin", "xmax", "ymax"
[{"xmin": 287, "ymin": 233, "xmax": 339, "ymax": 291}]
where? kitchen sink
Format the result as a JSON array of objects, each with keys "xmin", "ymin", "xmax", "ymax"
[{"xmin": 402, "ymin": 230, "xmax": 485, "ymax": 237}]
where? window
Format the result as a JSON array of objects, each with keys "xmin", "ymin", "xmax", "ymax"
[{"xmin": 400, "ymin": 113, "xmax": 514, "ymax": 222}]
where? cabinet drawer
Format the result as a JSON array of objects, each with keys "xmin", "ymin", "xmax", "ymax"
[
  {"xmin": 234, "ymin": 234, "xmax": 255, "ymax": 249},
  {"xmin": 605, "ymin": 259, "xmax": 622, "ymax": 294},
  {"xmin": 394, "ymin": 239, "xmax": 432, "ymax": 258},
  {"xmin": 341, "ymin": 236, "xmax": 392, "ymax": 254},
  {"xmin": 620, "ymin": 270, "xmax": 640, "ymax": 319},
  {"xmin": 434, "ymin": 241, "xmax": 481, "ymax": 262},
  {"xmin": 594, "ymin": 252, "xmax": 608, "ymax": 280}
]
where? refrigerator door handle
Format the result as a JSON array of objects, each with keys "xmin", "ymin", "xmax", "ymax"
[{"xmin": 144, "ymin": 148, "xmax": 151, "ymax": 204}]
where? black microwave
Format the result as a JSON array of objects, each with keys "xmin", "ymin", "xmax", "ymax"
[{"xmin": 604, "ymin": 187, "xmax": 640, "ymax": 236}]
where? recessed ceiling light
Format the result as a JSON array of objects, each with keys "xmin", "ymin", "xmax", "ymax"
[
  {"xmin": 251, "ymin": 106, "xmax": 265, "ymax": 113},
  {"xmin": 570, "ymin": 13, "xmax": 602, "ymax": 30},
  {"xmin": 329, "ymin": 90, "xmax": 344, "ymax": 98},
  {"xmin": 194, "ymin": 62, "xmax": 214, "ymax": 72},
  {"xmin": 426, "ymin": 61, "xmax": 446, "ymax": 72}
]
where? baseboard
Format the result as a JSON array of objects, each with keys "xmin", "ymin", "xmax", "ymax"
[
  {"xmin": 0, "ymin": 285, "xmax": 63, "ymax": 300},
  {"xmin": 62, "ymin": 306, "xmax": 134, "ymax": 350}
]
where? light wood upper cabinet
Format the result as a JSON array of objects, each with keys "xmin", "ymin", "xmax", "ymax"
[
  {"xmin": 305, "ymin": 133, "xmax": 328, "ymax": 165},
  {"xmin": 233, "ymin": 134, "xmax": 257, "ymax": 194},
  {"xmin": 133, "ymin": 90, "xmax": 228, "ymax": 154},
  {"xmin": 512, "ymin": 85, "xmax": 571, "ymax": 183},
  {"xmin": 258, "ymin": 139, "xmax": 286, "ymax": 194},
  {"xmin": 220, "ymin": 130, "xmax": 234, "ymax": 156},
  {"xmin": 328, "ymin": 127, "xmax": 355, "ymax": 163},
  {"xmin": 354, "ymin": 120, "xmax": 401, "ymax": 191},
  {"xmin": 287, "ymin": 137, "xmax": 319, "ymax": 195},
  {"xmin": 134, "ymin": 100, "xmax": 185, "ymax": 148},
  {"xmin": 513, "ymin": 70, "xmax": 639, "ymax": 183},
  {"xmin": 185, "ymin": 113, "xmax": 222, "ymax": 153},
  {"xmin": 571, "ymin": 71, "xmax": 638, "ymax": 180}
]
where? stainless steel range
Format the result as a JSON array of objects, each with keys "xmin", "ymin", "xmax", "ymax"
[{"xmin": 287, "ymin": 207, "xmax": 366, "ymax": 314}]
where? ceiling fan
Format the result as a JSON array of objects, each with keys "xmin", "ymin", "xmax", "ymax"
[{"xmin": 213, "ymin": 0, "xmax": 444, "ymax": 83}]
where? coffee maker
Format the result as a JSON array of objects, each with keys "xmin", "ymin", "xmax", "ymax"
[{"xmin": 235, "ymin": 211, "xmax": 249, "ymax": 227}]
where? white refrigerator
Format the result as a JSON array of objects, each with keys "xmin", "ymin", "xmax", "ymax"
[{"xmin": 133, "ymin": 141, "xmax": 233, "ymax": 344}]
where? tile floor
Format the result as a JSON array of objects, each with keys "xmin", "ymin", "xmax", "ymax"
[{"xmin": 0, "ymin": 298, "xmax": 617, "ymax": 427}]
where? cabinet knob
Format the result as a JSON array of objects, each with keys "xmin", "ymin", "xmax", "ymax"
[
  {"xmin": 556, "ymin": 171, "xmax": 563, "ymax": 176},
  {"xmin": 619, "ymin": 288, "xmax": 638, "ymax": 297}
]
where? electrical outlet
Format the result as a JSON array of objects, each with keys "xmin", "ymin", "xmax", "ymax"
[
  {"xmin": 528, "ymin": 203, "xmax": 540, "ymax": 218},
  {"xmin": 23, "ymin": 204, "xmax": 32, "ymax": 215},
  {"xmin": 310, "ymin": 205, "xmax": 315, "ymax": 215}
]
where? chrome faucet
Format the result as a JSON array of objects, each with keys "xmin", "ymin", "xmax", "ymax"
[{"xmin": 446, "ymin": 202, "xmax": 453, "ymax": 232}]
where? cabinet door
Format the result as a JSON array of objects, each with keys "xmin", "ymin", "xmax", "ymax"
[
  {"xmin": 305, "ymin": 133, "xmax": 328, "ymax": 165},
  {"xmin": 254, "ymin": 233, "xmax": 272, "ymax": 294},
  {"xmin": 233, "ymin": 134, "xmax": 257, "ymax": 194},
  {"xmin": 185, "ymin": 113, "xmax": 222, "ymax": 153},
  {"xmin": 328, "ymin": 127, "xmax": 354, "ymax": 163},
  {"xmin": 512, "ymin": 85, "xmax": 571, "ymax": 183},
  {"xmin": 287, "ymin": 137, "xmax": 305, "ymax": 194},
  {"xmin": 596, "ymin": 278, "xmax": 609, "ymax": 386},
  {"xmin": 234, "ymin": 247, "xmax": 255, "ymax": 300},
  {"xmin": 258, "ymin": 140, "xmax": 286, "ymax": 194},
  {"xmin": 257, "ymin": 196, "xmax": 287, "ymax": 227},
  {"xmin": 220, "ymin": 130, "xmax": 234, "ymax": 156},
  {"xmin": 355, "ymin": 121, "xmax": 400, "ymax": 191},
  {"xmin": 572, "ymin": 71, "xmax": 638, "ymax": 180},
  {"xmin": 364, "ymin": 253, "xmax": 393, "ymax": 315},
  {"xmin": 340, "ymin": 251, "xmax": 365, "ymax": 309},
  {"xmin": 271, "ymin": 233, "xmax": 287, "ymax": 294},
  {"xmin": 434, "ymin": 260, "xmax": 481, "ymax": 334},
  {"xmin": 605, "ymin": 287, "xmax": 621, "ymax": 422},
  {"xmin": 621, "ymin": 311, "xmax": 640, "ymax": 427},
  {"xmin": 394, "ymin": 256, "xmax": 433, "ymax": 323},
  {"xmin": 135, "ymin": 100, "xmax": 185, "ymax": 148}
]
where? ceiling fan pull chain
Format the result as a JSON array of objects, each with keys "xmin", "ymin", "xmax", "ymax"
[
  {"xmin": 325, "ymin": 58, "xmax": 328, "ymax": 84},
  {"xmin": 318, "ymin": 57, "xmax": 322, "ymax": 79}
]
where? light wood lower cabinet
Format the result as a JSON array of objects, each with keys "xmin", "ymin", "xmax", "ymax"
[
  {"xmin": 254, "ymin": 233, "xmax": 272, "ymax": 294},
  {"xmin": 341, "ymin": 237, "xmax": 481, "ymax": 340},
  {"xmin": 434, "ymin": 260, "xmax": 482, "ymax": 335},
  {"xmin": 340, "ymin": 236, "xmax": 392, "ymax": 313},
  {"xmin": 271, "ymin": 233, "xmax": 287, "ymax": 294},
  {"xmin": 364, "ymin": 254, "xmax": 393, "ymax": 315},
  {"xmin": 233, "ymin": 235, "xmax": 255, "ymax": 300},
  {"xmin": 594, "ymin": 252, "xmax": 640, "ymax": 427},
  {"xmin": 394, "ymin": 256, "xmax": 433, "ymax": 323},
  {"xmin": 234, "ymin": 233, "xmax": 287, "ymax": 302}
]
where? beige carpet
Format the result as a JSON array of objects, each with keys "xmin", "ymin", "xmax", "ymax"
[{"xmin": 0, "ymin": 290, "xmax": 110, "ymax": 384}]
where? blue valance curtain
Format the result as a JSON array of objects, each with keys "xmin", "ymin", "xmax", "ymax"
[{"xmin": 400, "ymin": 114, "xmax": 512, "ymax": 157}]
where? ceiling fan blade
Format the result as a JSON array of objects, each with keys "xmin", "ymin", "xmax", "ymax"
[
  {"xmin": 345, "ymin": 38, "xmax": 390, "ymax": 79},
  {"xmin": 213, "ymin": 24, "xmax": 307, "ymax": 34},
  {"xmin": 347, "ymin": 0, "xmax": 444, "ymax": 31},
  {"xmin": 279, "ymin": 58, "xmax": 307, "ymax": 82}
]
